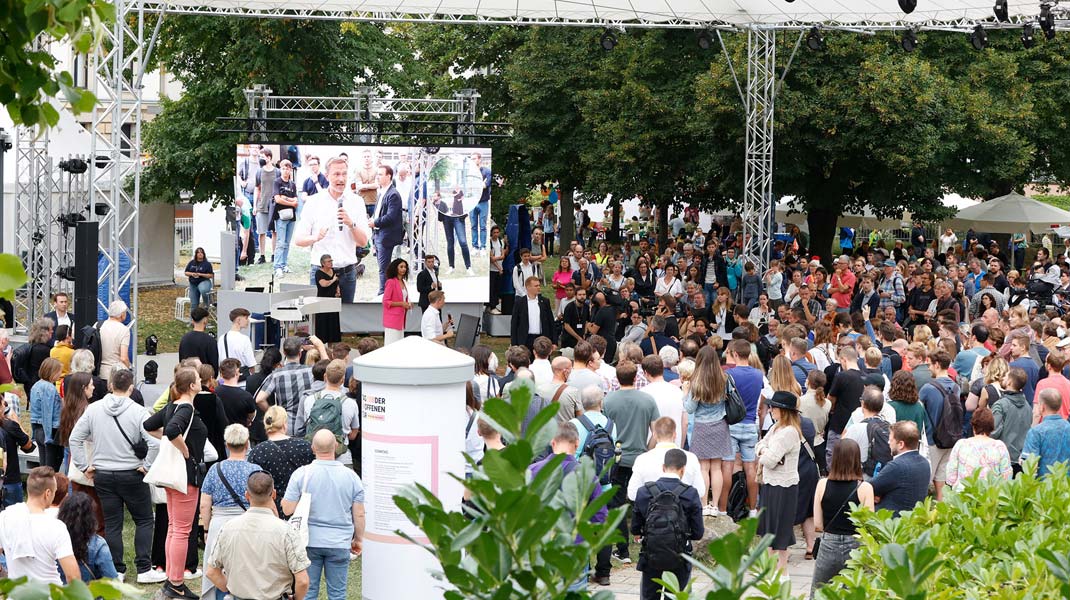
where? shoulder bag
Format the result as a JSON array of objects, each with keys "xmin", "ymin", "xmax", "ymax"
[
  {"xmin": 724, "ymin": 373, "xmax": 747, "ymax": 425},
  {"xmin": 143, "ymin": 404, "xmax": 195, "ymax": 492},
  {"xmin": 289, "ymin": 466, "xmax": 314, "ymax": 548}
]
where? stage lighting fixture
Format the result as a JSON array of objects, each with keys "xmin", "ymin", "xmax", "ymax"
[
  {"xmin": 600, "ymin": 29, "xmax": 617, "ymax": 51},
  {"xmin": 58, "ymin": 158, "xmax": 88, "ymax": 174},
  {"xmin": 806, "ymin": 27, "xmax": 825, "ymax": 51},
  {"xmin": 970, "ymin": 24, "xmax": 988, "ymax": 50},
  {"xmin": 1040, "ymin": 5, "xmax": 1056, "ymax": 39},
  {"xmin": 899, "ymin": 0, "xmax": 917, "ymax": 14},
  {"xmin": 93, "ymin": 202, "xmax": 110, "ymax": 216},
  {"xmin": 993, "ymin": 0, "xmax": 1009, "ymax": 21},
  {"xmin": 698, "ymin": 30, "xmax": 713, "ymax": 50},
  {"xmin": 901, "ymin": 29, "xmax": 918, "ymax": 51},
  {"xmin": 145, "ymin": 335, "xmax": 159, "ymax": 356},
  {"xmin": 56, "ymin": 267, "xmax": 77, "ymax": 282},
  {"xmin": 1022, "ymin": 23, "xmax": 1037, "ymax": 47},
  {"xmin": 56, "ymin": 212, "xmax": 86, "ymax": 229}
]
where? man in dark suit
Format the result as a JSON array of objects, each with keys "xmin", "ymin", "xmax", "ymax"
[
  {"xmin": 416, "ymin": 254, "xmax": 442, "ymax": 312},
  {"xmin": 372, "ymin": 164, "xmax": 404, "ymax": 296},
  {"xmin": 43, "ymin": 292, "xmax": 76, "ymax": 343},
  {"xmin": 510, "ymin": 276, "xmax": 553, "ymax": 351},
  {"xmin": 870, "ymin": 420, "xmax": 931, "ymax": 515}
]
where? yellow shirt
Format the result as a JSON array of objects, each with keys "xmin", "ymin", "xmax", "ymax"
[{"xmin": 50, "ymin": 343, "xmax": 75, "ymax": 377}]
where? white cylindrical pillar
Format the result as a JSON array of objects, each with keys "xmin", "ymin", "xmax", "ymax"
[{"xmin": 353, "ymin": 336, "xmax": 473, "ymax": 600}]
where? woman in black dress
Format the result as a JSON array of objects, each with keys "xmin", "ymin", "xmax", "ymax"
[
  {"xmin": 314, "ymin": 254, "xmax": 342, "ymax": 343},
  {"xmin": 795, "ymin": 416, "xmax": 820, "ymax": 559}
]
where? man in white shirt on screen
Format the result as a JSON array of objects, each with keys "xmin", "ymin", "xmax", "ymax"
[
  {"xmin": 294, "ymin": 156, "xmax": 371, "ymax": 303},
  {"xmin": 421, "ymin": 291, "xmax": 454, "ymax": 345}
]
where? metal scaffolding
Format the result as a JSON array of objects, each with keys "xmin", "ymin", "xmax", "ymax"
[{"xmin": 740, "ymin": 28, "xmax": 778, "ymax": 271}]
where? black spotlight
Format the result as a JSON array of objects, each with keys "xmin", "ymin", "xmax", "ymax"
[
  {"xmin": 599, "ymin": 29, "xmax": 617, "ymax": 51},
  {"xmin": 901, "ymin": 29, "xmax": 918, "ymax": 51},
  {"xmin": 899, "ymin": 0, "xmax": 917, "ymax": 14},
  {"xmin": 1022, "ymin": 23, "xmax": 1037, "ymax": 47},
  {"xmin": 970, "ymin": 24, "xmax": 988, "ymax": 50},
  {"xmin": 58, "ymin": 157, "xmax": 88, "ymax": 174},
  {"xmin": 806, "ymin": 27, "xmax": 825, "ymax": 51},
  {"xmin": 698, "ymin": 30, "xmax": 713, "ymax": 50},
  {"xmin": 1040, "ymin": 4, "xmax": 1056, "ymax": 39},
  {"xmin": 145, "ymin": 335, "xmax": 159, "ymax": 356},
  {"xmin": 993, "ymin": 0, "xmax": 1009, "ymax": 21},
  {"xmin": 56, "ymin": 267, "xmax": 77, "ymax": 282},
  {"xmin": 93, "ymin": 202, "xmax": 110, "ymax": 216}
]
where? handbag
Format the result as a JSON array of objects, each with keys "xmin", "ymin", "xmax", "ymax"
[
  {"xmin": 111, "ymin": 413, "xmax": 148, "ymax": 460},
  {"xmin": 69, "ymin": 441, "xmax": 94, "ymax": 487},
  {"xmin": 278, "ymin": 207, "xmax": 295, "ymax": 221},
  {"xmin": 143, "ymin": 404, "xmax": 195, "ymax": 493},
  {"xmin": 813, "ymin": 481, "xmax": 861, "ymax": 558},
  {"xmin": 289, "ymin": 467, "xmax": 314, "ymax": 548},
  {"xmin": 204, "ymin": 440, "xmax": 219, "ymax": 463},
  {"xmin": 724, "ymin": 373, "xmax": 747, "ymax": 425}
]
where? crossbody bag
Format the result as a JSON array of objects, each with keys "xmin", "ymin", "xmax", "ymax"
[{"xmin": 213, "ymin": 463, "xmax": 248, "ymax": 511}]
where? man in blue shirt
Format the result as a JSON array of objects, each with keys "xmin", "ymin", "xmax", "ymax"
[
  {"xmin": 724, "ymin": 339, "xmax": 764, "ymax": 514},
  {"xmin": 529, "ymin": 422, "xmax": 608, "ymax": 589},
  {"xmin": 952, "ymin": 324, "xmax": 991, "ymax": 381},
  {"xmin": 1008, "ymin": 332, "xmax": 1039, "ymax": 404},
  {"xmin": 282, "ymin": 430, "xmax": 365, "ymax": 600},
  {"xmin": 871, "ymin": 421, "xmax": 931, "ymax": 515},
  {"xmin": 1021, "ymin": 390, "xmax": 1070, "ymax": 477}
]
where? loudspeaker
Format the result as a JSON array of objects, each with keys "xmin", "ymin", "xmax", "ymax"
[
  {"xmin": 454, "ymin": 313, "xmax": 481, "ymax": 351},
  {"xmin": 74, "ymin": 221, "xmax": 99, "ymax": 345}
]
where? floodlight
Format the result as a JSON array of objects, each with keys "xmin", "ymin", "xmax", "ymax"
[
  {"xmin": 901, "ymin": 29, "xmax": 918, "ymax": 52},
  {"xmin": 1022, "ymin": 23, "xmax": 1036, "ymax": 47},
  {"xmin": 899, "ymin": 0, "xmax": 917, "ymax": 14},
  {"xmin": 970, "ymin": 24, "xmax": 988, "ymax": 50},
  {"xmin": 698, "ymin": 30, "xmax": 713, "ymax": 50},
  {"xmin": 994, "ymin": 0, "xmax": 1009, "ymax": 21},
  {"xmin": 806, "ymin": 27, "xmax": 825, "ymax": 51},
  {"xmin": 600, "ymin": 29, "xmax": 617, "ymax": 51}
]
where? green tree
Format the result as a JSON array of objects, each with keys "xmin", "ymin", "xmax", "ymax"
[
  {"xmin": 0, "ymin": 0, "xmax": 110, "ymax": 128},
  {"xmin": 140, "ymin": 17, "xmax": 422, "ymax": 205}
]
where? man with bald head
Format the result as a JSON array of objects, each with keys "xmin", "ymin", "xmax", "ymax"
[
  {"xmin": 282, "ymin": 430, "xmax": 365, "ymax": 600},
  {"xmin": 538, "ymin": 356, "xmax": 583, "ymax": 423}
]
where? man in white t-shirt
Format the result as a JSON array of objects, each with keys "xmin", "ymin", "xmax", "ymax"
[
  {"xmin": 99, "ymin": 300, "xmax": 131, "ymax": 378},
  {"xmin": 421, "ymin": 291, "xmax": 454, "ymax": 344},
  {"xmin": 218, "ymin": 307, "xmax": 257, "ymax": 373},
  {"xmin": 293, "ymin": 156, "xmax": 372, "ymax": 303},
  {"xmin": 627, "ymin": 417, "xmax": 705, "ymax": 501},
  {"xmin": 300, "ymin": 361, "xmax": 360, "ymax": 467},
  {"xmin": 0, "ymin": 467, "xmax": 80, "ymax": 584},
  {"xmin": 640, "ymin": 354, "xmax": 687, "ymax": 447}
]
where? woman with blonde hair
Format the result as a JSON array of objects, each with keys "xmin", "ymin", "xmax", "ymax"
[
  {"xmin": 247, "ymin": 405, "xmax": 314, "ymax": 512},
  {"xmin": 760, "ymin": 355, "xmax": 802, "ymax": 436},
  {"xmin": 912, "ymin": 324, "xmax": 937, "ymax": 354},
  {"xmin": 683, "ymin": 346, "xmax": 731, "ymax": 516},
  {"xmin": 755, "ymin": 391, "xmax": 802, "ymax": 575},
  {"xmin": 973, "ymin": 356, "xmax": 1009, "ymax": 411}
]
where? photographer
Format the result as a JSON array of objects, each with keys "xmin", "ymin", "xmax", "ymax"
[
  {"xmin": 639, "ymin": 315, "xmax": 679, "ymax": 357},
  {"xmin": 656, "ymin": 295, "xmax": 682, "ymax": 339}
]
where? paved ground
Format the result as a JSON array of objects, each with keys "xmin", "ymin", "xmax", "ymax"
[{"xmin": 598, "ymin": 517, "xmax": 816, "ymax": 599}]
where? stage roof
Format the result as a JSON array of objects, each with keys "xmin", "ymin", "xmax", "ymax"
[{"xmin": 151, "ymin": 0, "xmax": 1051, "ymax": 28}]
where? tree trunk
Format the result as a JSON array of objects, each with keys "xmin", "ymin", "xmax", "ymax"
[
  {"xmin": 806, "ymin": 206, "xmax": 841, "ymax": 269},
  {"xmin": 558, "ymin": 187, "xmax": 576, "ymax": 252},
  {"xmin": 609, "ymin": 197, "xmax": 622, "ymax": 243},
  {"xmin": 657, "ymin": 201, "xmax": 669, "ymax": 251}
]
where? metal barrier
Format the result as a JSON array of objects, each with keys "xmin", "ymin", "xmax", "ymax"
[{"xmin": 175, "ymin": 217, "xmax": 194, "ymax": 254}]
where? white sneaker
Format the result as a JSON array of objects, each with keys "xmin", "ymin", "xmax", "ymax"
[
  {"xmin": 183, "ymin": 569, "xmax": 202, "ymax": 580},
  {"xmin": 283, "ymin": 266, "xmax": 292, "ymax": 274},
  {"xmin": 444, "ymin": 266, "xmax": 454, "ymax": 275},
  {"xmin": 115, "ymin": 572, "xmax": 125, "ymax": 584},
  {"xmin": 749, "ymin": 508, "xmax": 759, "ymax": 518},
  {"xmin": 489, "ymin": 307, "xmax": 502, "ymax": 315},
  {"xmin": 466, "ymin": 268, "xmax": 476, "ymax": 276},
  {"xmin": 136, "ymin": 570, "xmax": 167, "ymax": 584},
  {"xmin": 702, "ymin": 505, "xmax": 714, "ymax": 517}
]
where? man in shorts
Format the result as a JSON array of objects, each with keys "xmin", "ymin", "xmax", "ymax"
[{"xmin": 722, "ymin": 338, "xmax": 763, "ymax": 515}]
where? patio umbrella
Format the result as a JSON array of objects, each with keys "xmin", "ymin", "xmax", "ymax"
[{"xmin": 945, "ymin": 192, "xmax": 1070, "ymax": 235}]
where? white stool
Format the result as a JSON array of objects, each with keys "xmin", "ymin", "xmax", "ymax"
[{"xmin": 174, "ymin": 296, "xmax": 191, "ymax": 322}]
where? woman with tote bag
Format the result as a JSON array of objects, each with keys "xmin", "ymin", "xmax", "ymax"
[{"xmin": 143, "ymin": 367, "xmax": 207, "ymax": 600}]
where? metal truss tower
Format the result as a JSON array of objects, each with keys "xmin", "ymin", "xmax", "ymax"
[{"xmin": 740, "ymin": 28, "xmax": 777, "ymax": 271}]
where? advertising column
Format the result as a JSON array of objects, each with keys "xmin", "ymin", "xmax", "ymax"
[{"xmin": 353, "ymin": 336, "xmax": 472, "ymax": 600}]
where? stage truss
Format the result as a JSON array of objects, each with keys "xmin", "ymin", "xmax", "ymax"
[{"xmin": 13, "ymin": 0, "xmax": 1070, "ymax": 342}]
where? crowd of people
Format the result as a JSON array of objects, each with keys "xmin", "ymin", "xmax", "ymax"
[{"xmin": 0, "ymin": 304, "xmax": 378, "ymax": 600}]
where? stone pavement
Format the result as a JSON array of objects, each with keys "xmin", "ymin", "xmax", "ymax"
[{"xmin": 595, "ymin": 519, "xmax": 816, "ymax": 599}]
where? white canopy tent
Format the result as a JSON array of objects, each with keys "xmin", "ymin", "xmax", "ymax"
[
  {"xmin": 776, "ymin": 194, "xmax": 979, "ymax": 230},
  {"xmin": 946, "ymin": 192, "xmax": 1070, "ymax": 235}
]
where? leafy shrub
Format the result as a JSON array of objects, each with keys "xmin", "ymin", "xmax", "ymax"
[
  {"xmin": 0, "ymin": 576, "xmax": 142, "ymax": 600},
  {"xmin": 819, "ymin": 459, "xmax": 1070, "ymax": 599}
]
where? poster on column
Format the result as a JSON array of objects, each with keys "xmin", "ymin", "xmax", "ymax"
[{"xmin": 214, "ymin": 143, "xmax": 493, "ymax": 303}]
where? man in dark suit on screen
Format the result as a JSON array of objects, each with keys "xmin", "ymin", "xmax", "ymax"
[
  {"xmin": 416, "ymin": 254, "xmax": 442, "ymax": 312},
  {"xmin": 511, "ymin": 276, "xmax": 554, "ymax": 351},
  {"xmin": 372, "ymin": 164, "xmax": 405, "ymax": 296}
]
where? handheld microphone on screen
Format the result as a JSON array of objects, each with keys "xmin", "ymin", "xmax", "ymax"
[{"xmin": 337, "ymin": 199, "xmax": 344, "ymax": 231}]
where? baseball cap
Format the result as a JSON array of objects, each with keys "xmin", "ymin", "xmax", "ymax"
[{"xmin": 883, "ymin": 259, "xmax": 896, "ymax": 268}]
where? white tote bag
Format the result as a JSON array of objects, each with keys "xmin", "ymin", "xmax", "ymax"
[
  {"xmin": 143, "ymin": 405, "xmax": 194, "ymax": 493},
  {"xmin": 289, "ymin": 467, "xmax": 314, "ymax": 549},
  {"xmin": 68, "ymin": 442, "xmax": 94, "ymax": 487}
]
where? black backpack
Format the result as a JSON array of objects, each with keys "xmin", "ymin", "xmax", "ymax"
[
  {"xmin": 577, "ymin": 414, "xmax": 615, "ymax": 485},
  {"xmin": 79, "ymin": 322, "xmax": 104, "ymax": 376},
  {"xmin": 932, "ymin": 381, "xmax": 964, "ymax": 450},
  {"xmin": 861, "ymin": 417, "xmax": 892, "ymax": 477},
  {"xmin": 640, "ymin": 482, "xmax": 691, "ymax": 571},
  {"xmin": 10, "ymin": 343, "xmax": 32, "ymax": 385},
  {"xmin": 725, "ymin": 470, "xmax": 749, "ymax": 522}
]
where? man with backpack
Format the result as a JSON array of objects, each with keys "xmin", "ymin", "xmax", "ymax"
[
  {"xmin": 301, "ymin": 360, "xmax": 359, "ymax": 467},
  {"xmin": 841, "ymin": 388, "xmax": 892, "ymax": 480},
  {"xmin": 632, "ymin": 449, "xmax": 704, "ymax": 600},
  {"xmin": 918, "ymin": 350, "xmax": 963, "ymax": 501},
  {"xmin": 569, "ymin": 386, "xmax": 617, "ymax": 586}
]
